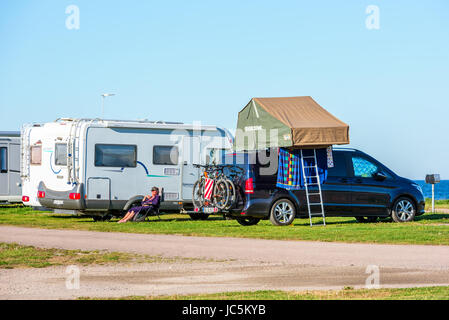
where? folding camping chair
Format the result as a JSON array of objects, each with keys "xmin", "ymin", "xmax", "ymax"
[{"xmin": 132, "ymin": 188, "xmax": 164, "ymax": 222}]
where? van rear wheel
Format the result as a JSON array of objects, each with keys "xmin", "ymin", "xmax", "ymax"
[
  {"xmin": 270, "ymin": 199, "xmax": 296, "ymax": 226},
  {"xmin": 188, "ymin": 213, "xmax": 209, "ymax": 220},
  {"xmin": 236, "ymin": 217, "xmax": 260, "ymax": 226}
]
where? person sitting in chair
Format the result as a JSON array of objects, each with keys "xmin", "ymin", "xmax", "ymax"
[{"xmin": 118, "ymin": 187, "xmax": 160, "ymax": 223}]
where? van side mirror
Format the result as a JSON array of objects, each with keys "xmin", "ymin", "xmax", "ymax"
[{"xmin": 373, "ymin": 171, "xmax": 387, "ymax": 181}]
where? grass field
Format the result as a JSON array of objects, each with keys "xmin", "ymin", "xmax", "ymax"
[
  {"xmin": 81, "ymin": 286, "xmax": 449, "ymax": 300},
  {"xmin": 0, "ymin": 242, "xmax": 206, "ymax": 269},
  {"xmin": 1, "ymin": 205, "xmax": 449, "ymax": 245},
  {"xmin": 426, "ymin": 199, "xmax": 449, "ymax": 209}
]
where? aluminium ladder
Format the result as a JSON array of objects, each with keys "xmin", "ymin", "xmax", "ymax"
[{"xmin": 300, "ymin": 149, "xmax": 326, "ymax": 226}]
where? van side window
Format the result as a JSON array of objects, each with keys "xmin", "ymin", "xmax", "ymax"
[
  {"xmin": 55, "ymin": 143, "xmax": 67, "ymax": 166},
  {"xmin": 95, "ymin": 144, "xmax": 137, "ymax": 167},
  {"xmin": 352, "ymin": 156, "xmax": 378, "ymax": 178},
  {"xmin": 327, "ymin": 152, "xmax": 347, "ymax": 177},
  {"xmin": 257, "ymin": 148, "xmax": 278, "ymax": 177},
  {"xmin": 153, "ymin": 146, "xmax": 178, "ymax": 165},
  {"xmin": 0, "ymin": 147, "xmax": 7, "ymax": 172},
  {"xmin": 30, "ymin": 145, "xmax": 42, "ymax": 165}
]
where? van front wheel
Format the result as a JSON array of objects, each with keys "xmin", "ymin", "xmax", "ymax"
[
  {"xmin": 391, "ymin": 197, "xmax": 416, "ymax": 222},
  {"xmin": 270, "ymin": 199, "xmax": 296, "ymax": 226}
]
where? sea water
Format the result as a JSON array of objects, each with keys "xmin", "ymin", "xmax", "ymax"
[{"xmin": 414, "ymin": 180, "xmax": 449, "ymax": 200}]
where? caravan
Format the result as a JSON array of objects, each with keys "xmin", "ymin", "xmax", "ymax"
[
  {"xmin": 0, "ymin": 131, "xmax": 21, "ymax": 203},
  {"xmin": 21, "ymin": 118, "xmax": 233, "ymax": 220}
]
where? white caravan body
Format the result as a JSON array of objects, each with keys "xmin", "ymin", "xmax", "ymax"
[
  {"xmin": 21, "ymin": 119, "xmax": 233, "ymax": 215},
  {"xmin": 0, "ymin": 132, "xmax": 21, "ymax": 203}
]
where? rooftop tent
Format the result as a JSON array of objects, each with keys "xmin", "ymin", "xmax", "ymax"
[{"xmin": 235, "ymin": 96, "xmax": 349, "ymax": 151}]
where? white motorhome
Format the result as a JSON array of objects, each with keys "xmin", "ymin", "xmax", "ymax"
[
  {"xmin": 21, "ymin": 118, "xmax": 233, "ymax": 219},
  {"xmin": 0, "ymin": 131, "xmax": 21, "ymax": 203}
]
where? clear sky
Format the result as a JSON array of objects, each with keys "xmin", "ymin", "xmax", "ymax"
[{"xmin": 1, "ymin": 1, "xmax": 448, "ymax": 179}]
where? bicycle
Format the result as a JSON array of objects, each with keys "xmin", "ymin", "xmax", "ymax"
[
  {"xmin": 192, "ymin": 164, "xmax": 244, "ymax": 210},
  {"xmin": 192, "ymin": 164, "xmax": 228, "ymax": 210}
]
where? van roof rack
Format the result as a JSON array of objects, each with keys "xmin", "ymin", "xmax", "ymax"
[{"xmin": 332, "ymin": 147, "xmax": 360, "ymax": 152}]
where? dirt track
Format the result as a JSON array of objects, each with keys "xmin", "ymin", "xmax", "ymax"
[{"xmin": 1, "ymin": 226, "xmax": 449, "ymax": 299}]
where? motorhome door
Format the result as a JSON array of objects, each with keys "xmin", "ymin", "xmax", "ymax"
[
  {"xmin": 0, "ymin": 143, "xmax": 8, "ymax": 195},
  {"xmin": 181, "ymin": 136, "xmax": 200, "ymax": 200},
  {"xmin": 86, "ymin": 177, "xmax": 111, "ymax": 210}
]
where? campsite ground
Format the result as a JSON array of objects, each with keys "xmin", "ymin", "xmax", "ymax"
[
  {"xmin": 1, "ymin": 204, "xmax": 448, "ymax": 300},
  {"xmin": 1, "ymin": 204, "xmax": 448, "ymax": 245}
]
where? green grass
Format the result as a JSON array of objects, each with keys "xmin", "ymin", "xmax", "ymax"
[
  {"xmin": 1, "ymin": 206, "xmax": 449, "ymax": 245},
  {"xmin": 425, "ymin": 198, "xmax": 449, "ymax": 209},
  {"xmin": 0, "ymin": 242, "xmax": 207, "ymax": 269},
  {"xmin": 80, "ymin": 286, "xmax": 449, "ymax": 300}
]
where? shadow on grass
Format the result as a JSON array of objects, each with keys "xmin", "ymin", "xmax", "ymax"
[
  {"xmin": 415, "ymin": 213, "xmax": 449, "ymax": 221},
  {"xmin": 0, "ymin": 204, "xmax": 24, "ymax": 209},
  {"xmin": 47, "ymin": 215, "xmax": 89, "ymax": 220}
]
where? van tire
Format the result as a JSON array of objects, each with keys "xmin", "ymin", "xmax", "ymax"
[
  {"xmin": 236, "ymin": 217, "xmax": 260, "ymax": 226},
  {"xmin": 355, "ymin": 216, "xmax": 378, "ymax": 223},
  {"xmin": 189, "ymin": 213, "xmax": 210, "ymax": 220},
  {"xmin": 269, "ymin": 198, "xmax": 296, "ymax": 226},
  {"xmin": 391, "ymin": 197, "xmax": 416, "ymax": 222}
]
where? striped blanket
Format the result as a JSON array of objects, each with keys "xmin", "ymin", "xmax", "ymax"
[{"xmin": 276, "ymin": 148, "xmax": 328, "ymax": 190}]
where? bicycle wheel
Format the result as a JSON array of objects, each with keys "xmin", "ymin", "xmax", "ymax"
[
  {"xmin": 192, "ymin": 179, "xmax": 204, "ymax": 208},
  {"xmin": 213, "ymin": 179, "xmax": 229, "ymax": 210},
  {"xmin": 225, "ymin": 179, "xmax": 236, "ymax": 209}
]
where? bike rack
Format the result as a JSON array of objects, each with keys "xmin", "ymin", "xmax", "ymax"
[{"xmin": 190, "ymin": 164, "xmax": 243, "ymax": 215}]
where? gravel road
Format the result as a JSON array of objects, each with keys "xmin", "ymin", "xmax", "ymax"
[{"xmin": 1, "ymin": 226, "xmax": 449, "ymax": 299}]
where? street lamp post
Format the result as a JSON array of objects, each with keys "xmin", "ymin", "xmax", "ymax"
[{"xmin": 101, "ymin": 93, "xmax": 115, "ymax": 118}]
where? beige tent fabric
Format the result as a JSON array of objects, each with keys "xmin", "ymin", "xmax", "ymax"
[{"xmin": 254, "ymin": 96, "xmax": 349, "ymax": 146}]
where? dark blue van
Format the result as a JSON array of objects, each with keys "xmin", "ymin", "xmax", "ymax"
[{"xmin": 223, "ymin": 148, "xmax": 425, "ymax": 226}]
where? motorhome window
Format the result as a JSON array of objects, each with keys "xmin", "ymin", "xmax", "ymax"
[
  {"xmin": 0, "ymin": 147, "xmax": 7, "ymax": 172},
  {"xmin": 95, "ymin": 144, "xmax": 137, "ymax": 167},
  {"xmin": 55, "ymin": 143, "xmax": 67, "ymax": 166},
  {"xmin": 30, "ymin": 145, "xmax": 42, "ymax": 165},
  {"xmin": 153, "ymin": 146, "xmax": 178, "ymax": 165}
]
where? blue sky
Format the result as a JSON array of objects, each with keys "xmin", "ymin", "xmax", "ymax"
[{"xmin": 0, "ymin": 1, "xmax": 448, "ymax": 179}]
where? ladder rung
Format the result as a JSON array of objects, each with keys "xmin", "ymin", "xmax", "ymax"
[
  {"xmin": 303, "ymin": 166, "xmax": 316, "ymax": 169},
  {"xmin": 308, "ymin": 203, "xmax": 322, "ymax": 206},
  {"xmin": 305, "ymin": 176, "xmax": 319, "ymax": 178},
  {"xmin": 307, "ymin": 193, "xmax": 321, "ymax": 195},
  {"xmin": 302, "ymin": 156, "xmax": 316, "ymax": 159},
  {"xmin": 306, "ymin": 183, "xmax": 320, "ymax": 185},
  {"xmin": 310, "ymin": 213, "xmax": 325, "ymax": 216}
]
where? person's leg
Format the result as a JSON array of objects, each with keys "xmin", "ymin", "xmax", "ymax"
[
  {"xmin": 118, "ymin": 210, "xmax": 133, "ymax": 223},
  {"xmin": 123, "ymin": 211, "xmax": 136, "ymax": 222},
  {"xmin": 118, "ymin": 212, "xmax": 128, "ymax": 223}
]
